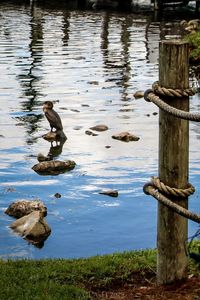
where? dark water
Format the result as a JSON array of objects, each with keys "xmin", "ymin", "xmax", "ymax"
[{"xmin": 0, "ymin": 2, "xmax": 199, "ymax": 259}]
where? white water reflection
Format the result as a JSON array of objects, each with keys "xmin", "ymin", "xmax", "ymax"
[{"xmin": 0, "ymin": 3, "xmax": 199, "ymax": 259}]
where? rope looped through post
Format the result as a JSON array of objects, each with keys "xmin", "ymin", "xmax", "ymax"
[
  {"xmin": 144, "ymin": 82, "xmax": 200, "ymax": 122},
  {"xmin": 143, "ymin": 81, "xmax": 200, "ymax": 223},
  {"xmin": 143, "ymin": 177, "xmax": 200, "ymax": 223},
  {"xmin": 152, "ymin": 81, "xmax": 196, "ymax": 98},
  {"xmin": 149, "ymin": 176, "xmax": 195, "ymax": 198}
]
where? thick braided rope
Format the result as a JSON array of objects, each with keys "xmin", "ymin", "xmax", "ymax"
[
  {"xmin": 143, "ymin": 179, "xmax": 200, "ymax": 223},
  {"xmin": 150, "ymin": 176, "xmax": 195, "ymax": 198},
  {"xmin": 144, "ymin": 90, "xmax": 200, "ymax": 122},
  {"xmin": 144, "ymin": 81, "xmax": 200, "ymax": 121},
  {"xmin": 152, "ymin": 81, "xmax": 196, "ymax": 98},
  {"xmin": 143, "ymin": 82, "xmax": 200, "ymax": 222}
]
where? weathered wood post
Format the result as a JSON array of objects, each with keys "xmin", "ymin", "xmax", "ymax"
[{"xmin": 157, "ymin": 40, "xmax": 189, "ymax": 284}]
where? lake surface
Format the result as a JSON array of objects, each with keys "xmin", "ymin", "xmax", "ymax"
[{"xmin": 0, "ymin": 2, "xmax": 199, "ymax": 259}]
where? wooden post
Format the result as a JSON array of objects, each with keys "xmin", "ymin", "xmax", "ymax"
[{"xmin": 157, "ymin": 40, "xmax": 189, "ymax": 284}]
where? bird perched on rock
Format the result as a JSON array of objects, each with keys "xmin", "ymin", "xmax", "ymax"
[{"xmin": 43, "ymin": 101, "xmax": 63, "ymax": 132}]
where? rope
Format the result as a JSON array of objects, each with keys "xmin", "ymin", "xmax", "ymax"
[
  {"xmin": 143, "ymin": 178, "xmax": 200, "ymax": 223},
  {"xmin": 152, "ymin": 81, "xmax": 196, "ymax": 98},
  {"xmin": 149, "ymin": 176, "xmax": 195, "ymax": 198},
  {"xmin": 143, "ymin": 82, "xmax": 200, "ymax": 222},
  {"xmin": 144, "ymin": 82, "xmax": 200, "ymax": 122}
]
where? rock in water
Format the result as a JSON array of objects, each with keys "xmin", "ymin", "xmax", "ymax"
[
  {"xmin": 85, "ymin": 130, "xmax": 98, "ymax": 136},
  {"xmin": 5, "ymin": 199, "xmax": 47, "ymax": 218},
  {"xmin": 99, "ymin": 189, "xmax": 119, "ymax": 197},
  {"xmin": 89, "ymin": 124, "xmax": 109, "ymax": 132},
  {"xmin": 112, "ymin": 132, "xmax": 140, "ymax": 142},
  {"xmin": 32, "ymin": 160, "xmax": 76, "ymax": 175},
  {"xmin": 133, "ymin": 91, "xmax": 144, "ymax": 99},
  {"xmin": 10, "ymin": 211, "xmax": 51, "ymax": 243}
]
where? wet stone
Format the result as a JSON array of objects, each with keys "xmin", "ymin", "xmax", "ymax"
[
  {"xmin": 133, "ymin": 91, "xmax": 144, "ymax": 99},
  {"xmin": 10, "ymin": 211, "xmax": 51, "ymax": 246},
  {"xmin": 99, "ymin": 189, "xmax": 119, "ymax": 197},
  {"xmin": 32, "ymin": 160, "xmax": 76, "ymax": 175},
  {"xmin": 5, "ymin": 199, "xmax": 47, "ymax": 218},
  {"xmin": 85, "ymin": 130, "xmax": 98, "ymax": 136},
  {"xmin": 5, "ymin": 187, "xmax": 16, "ymax": 193},
  {"xmin": 89, "ymin": 124, "xmax": 109, "ymax": 132},
  {"xmin": 88, "ymin": 81, "xmax": 99, "ymax": 85},
  {"xmin": 54, "ymin": 193, "xmax": 61, "ymax": 198},
  {"xmin": 70, "ymin": 109, "xmax": 80, "ymax": 113},
  {"xmin": 112, "ymin": 132, "xmax": 140, "ymax": 142}
]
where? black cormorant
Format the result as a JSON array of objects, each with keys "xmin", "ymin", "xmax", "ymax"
[{"xmin": 43, "ymin": 101, "xmax": 63, "ymax": 132}]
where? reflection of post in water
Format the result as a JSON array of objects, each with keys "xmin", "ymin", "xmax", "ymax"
[
  {"xmin": 16, "ymin": 4, "xmax": 44, "ymax": 141},
  {"xmin": 120, "ymin": 16, "xmax": 133, "ymax": 101},
  {"xmin": 19, "ymin": 5, "xmax": 44, "ymax": 111},
  {"xmin": 145, "ymin": 19, "xmax": 160, "ymax": 64},
  {"xmin": 62, "ymin": 11, "xmax": 71, "ymax": 46},
  {"xmin": 101, "ymin": 12, "xmax": 109, "ymax": 58},
  {"xmin": 101, "ymin": 13, "xmax": 133, "ymax": 102}
]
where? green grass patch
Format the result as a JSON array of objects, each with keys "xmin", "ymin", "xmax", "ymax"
[
  {"xmin": 0, "ymin": 245, "xmax": 199, "ymax": 300},
  {"xmin": 185, "ymin": 31, "xmax": 200, "ymax": 63}
]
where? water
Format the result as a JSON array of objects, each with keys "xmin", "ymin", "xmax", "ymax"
[{"xmin": 0, "ymin": 2, "xmax": 199, "ymax": 259}]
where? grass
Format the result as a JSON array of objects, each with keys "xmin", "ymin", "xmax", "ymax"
[
  {"xmin": 0, "ymin": 245, "xmax": 199, "ymax": 300},
  {"xmin": 185, "ymin": 31, "xmax": 200, "ymax": 63}
]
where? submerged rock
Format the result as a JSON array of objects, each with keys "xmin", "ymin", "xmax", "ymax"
[
  {"xmin": 85, "ymin": 130, "xmax": 98, "ymax": 136},
  {"xmin": 99, "ymin": 189, "xmax": 118, "ymax": 197},
  {"xmin": 112, "ymin": 132, "xmax": 140, "ymax": 142},
  {"xmin": 88, "ymin": 80, "xmax": 99, "ymax": 85},
  {"xmin": 89, "ymin": 124, "xmax": 109, "ymax": 132},
  {"xmin": 32, "ymin": 160, "xmax": 76, "ymax": 175},
  {"xmin": 5, "ymin": 199, "xmax": 47, "ymax": 218},
  {"xmin": 10, "ymin": 211, "xmax": 51, "ymax": 246},
  {"xmin": 133, "ymin": 91, "xmax": 144, "ymax": 99},
  {"xmin": 54, "ymin": 193, "xmax": 61, "ymax": 198}
]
